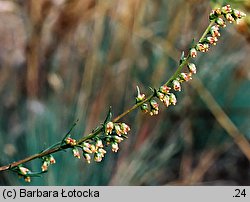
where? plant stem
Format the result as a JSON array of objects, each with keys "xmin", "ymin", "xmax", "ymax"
[
  {"xmin": 0, "ymin": 20, "xmax": 216, "ymax": 172},
  {"xmin": 112, "ymin": 94, "xmax": 154, "ymax": 122}
]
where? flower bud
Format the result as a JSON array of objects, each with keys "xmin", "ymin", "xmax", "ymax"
[
  {"xmin": 209, "ymin": 8, "xmax": 221, "ymax": 20},
  {"xmin": 190, "ymin": 48, "xmax": 197, "ymax": 58},
  {"xmin": 221, "ymin": 5, "xmax": 232, "ymax": 14},
  {"xmin": 73, "ymin": 148, "xmax": 81, "ymax": 159},
  {"xmin": 203, "ymin": 43, "xmax": 210, "ymax": 52},
  {"xmin": 149, "ymin": 99, "xmax": 159, "ymax": 115},
  {"xmin": 169, "ymin": 93, "xmax": 177, "ymax": 105},
  {"xmin": 157, "ymin": 91, "xmax": 165, "ymax": 101},
  {"xmin": 188, "ymin": 63, "xmax": 197, "ymax": 74},
  {"xmin": 105, "ymin": 122, "xmax": 114, "ymax": 134},
  {"xmin": 136, "ymin": 86, "xmax": 146, "ymax": 103},
  {"xmin": 207, "ymin": 36, "xmax": 218, "ymax": 45},
  {"xmin": 96, "ymin": 139, "xmax": 103, "ymax": 148},
  {"xmin": 90, "ymin": 144, "xmax": 96, "ymax": 153},
  {"xmin": 141, "ymin": 103, "xmax": 149, "ymax": 113},
  {"xmin": 216, "ymin": 17, "xmax": 226, "ymax": 27},
  {"xmin": 41, "ymin": 162, "xmax": 49, "ymax": 172},
  {"xmin": 121, "ymin": 123, "xmax": 130, "ymax": 134},
  {"xmin": 19, "ymin": 167, "xmax": 30, "ymax": 175},
  {"xmin": 113, "ymin": 135, "xmax": 124, "ymax": 143},
  {"xmin": 65, "ymin": 137, "xmax": 77, "ymax": 146},
  {"xmin": 94, "ymin": 152, "xmax": 103, "ymax": 162},
  {"xmin": 83, "ymin": 153, "xmax": 91, "ymax": 164},
  {"xmin": 159, "ymin": 85, "xmax": 171, "ymax": 94},
  {"xmin": 233, "ymin": 9, "xmax": 246, "ymax": 19},
  {"xmin": 49, "ymin": 156, "xmax": 56, "ymax": 164},
  {"xmin": 210, "ymin": 25, "xmax": 220, "ymax": 37},
  {"xmin": 225, "ymin": 13, "xmax": 235, "ymax": 23},
  {"xmin": 179, "ymin": 73, "xmax": 192, "ymax": 81},
  {"xmin": 25, "ymin": 177, "xmax": 31, "ymax": 183},
  {"xmin": 162, "ymin": 95, "xmax": 170, "ymax": 107},
  {"xmin": 150, "ymin": 100, "xmax": 159, "ymax": 110},
  {"xmin": 172, "ymin": 80, "xmax": 181, "ymax": 91},
  {"xmin": 150, "ymin": 109, "xmax": 159, "ymax": 116},
  {"xmin": 98, "ymin": 148, "xmax": 107, "ymax": 157},
  {"xmin": 114, "ymin": 124, "xmax": 123, "ymax": 136},
  {"xmin": 83, "ymin": 146, "xmax": 92, "ymax": 154},
  {"xmin": 196, "ymin": 43, "xmax": 209, "ymax": 52},
  {"xmin": 111, "ymin": 142, "xmax": 119, "ymax": 152}
]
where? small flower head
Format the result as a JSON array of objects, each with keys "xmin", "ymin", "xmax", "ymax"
[
  {"xmin": 82, "ymin": 142, "xmax": 93, "ymax": 154},
  {"xmin": 98, "ymin": 148, "xmax": 107, "ymax": 157},
  {"xmin": 113, "ymin": 135, "xmax": 124, "ymax": 143},
  {"xmin": 96, "ymin": 139, "xmax": 103, "ymax": 148},
  {"xmin": 209, "ymin": 8, "xmax": 221, "ymax": 20},
  {"xmin": 65, "ymin": 137, "xmax": 77, "ymax": 146},
  {"xmin": 105, "ymin": 122, "xmax": 114, "ymax": 134},
  {"xmin": 136, "ymin": 86, "xmax": 146, "ymax": 103},
  {"xmin": 111, "ymin": 142, "xmax": 119, "ymax": 152},
  {"xmin": 49, "ymin": 156, "xmax": 56, "ymax": 164},
  {"xmin": 114, "ymin": 124, "xmax": 123, "ymax": 136},
  {"xmin": 169, "ymin": 93, "xmax": 177, "ymax": 105},
  {"xmin": 83, "ymin": 153, "xmax": 91, "ymax": 164},
  {"xmin": 179, "ymin": 73, "xmax": 192, "ymax": 82},
  {"xmin": 157, "ymin": 91, "xmax": 165, "ymax": 101},
  {"xmin": 73, "ymin": 148, "xmax": 81, "ymax": 159},
  {"xmin": 233, "ymin": 9, "xmax": 246, "ymax": 19},
  {"xmin": 196, "ymin": 43, "xmax": 209, "ymax": 53},
  {"xmin": 210, "ymin": 25, "xmax": 220, "ymax": 37},
  {"xmin": 120, "ymin": 123, "xmax": 130, "ymax": 134},
  {"xmin": 141, "ymin": 103, "xmax": 149, "ymax": 113},
  {"xmin": 214, "ymin": 8, "xmax": 222, "ymax": 15},
  {"xmin": 216, "ymin": 17, "xmax": 226, "ymax": 27},
  {"xmin": 162, "ymin": 95, "xmax": 170, "ymax": 107},
  {"xmin": 150, "ymin": 99, "xmax": 159, "ymax": 110},
  {"xmin": 149, "ymin": 109, "xmax": 159, "ymax": 116},
  {"xmin": 41, "ymin": 162, "xmax": 49, "ymax": 172},
  {"xmin": 159, "ymin": 85, "xmax": 171, "ymax": 94},
  {"xmin": 172, "ymin": 80, "xmax": 181, "ymax": 91},
  {"xmin": 94, "ymin": 152, "xmax": 103, "ymax": 162},
  {"xmin": 19, "ymin": 167, "xmax": 30, "ymax": 175},
  {"xmin": 221, "ymin": 5, "xmax": 232, "ymax": 14},
  {"xmin": 207, "ymin": 36, "xmax": 218, "ymax": 45},
  {"xmin": 149, "ymin": 99, "xmax": 159, "ymax": 115},
  {"xmin": 24, "ymin": 176, "xmax": 31, "ymax": 183},
  {"xmin": 188, "ymin": 63, "xmax": 197, "ymax": 74},
  {"xmin": 225, "ymin": 13, "xmax": 235, "ymax": 23},
  {"xmin": 203, "ymin": 43, "xmax": 210, "ymax": 52},
  {"xmin": 82, "ymin": 147, "xmax": 92, "ymax": 154},
  {"xmin": 190, "ymin": 48, "xmax": 197, "ymax": 58}
]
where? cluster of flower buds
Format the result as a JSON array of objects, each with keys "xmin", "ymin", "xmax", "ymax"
[
  {"xmin": 104, "ymin": 121, "xmax": 130, "ymax": 152},
  {"xmin": 193, "ymin": 5, "xmax": 246, "ymax": 56},
  {"xmin": 210, "ymin": 5, "xmax": 246, "ymax": 24},
  {"xmin": 41, "ymin": 155, "xmax": 56, "ymax": 172},
  {"xmin": 105, "ymin": 122, "xmax": 130, "ymax": 136},
  {"xmin": 135, "ymin": 5, "xmax": 246, "ymax": 118},
  {"xmin": 65, "ymin": 137, "xmax": 77, "ymax": 146},
  {"xmin": 156, "ymin": 85, "xmax": 177, "ymax": 108},
  {"xmin": 136, "ymin": 84, "xmax": 178, "ymax": 115},
  {"xmin": 70, "ymin": 121, "xmax": 130, "ymax": 164},
  {"xmin": 80, "ymin": 140, "xmax": 107, "ymax": 163}
]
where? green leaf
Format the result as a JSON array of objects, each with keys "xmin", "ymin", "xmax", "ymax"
[
  {"xmin": 60, "ymin": 119, "xmax": 79, "ymax": 146},
  {"xmin": 179, "ymin": 51, "xmax": 185, "ymax": 65},
  {"xmin": 103, "ymin": 106, "xmax": 112, "ymax": 124}
]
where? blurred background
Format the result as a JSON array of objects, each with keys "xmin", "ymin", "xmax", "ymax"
[{"xmin": 0, "ymin": 0, "xmax": 250, "ymax": 185}]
